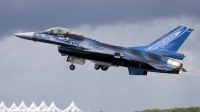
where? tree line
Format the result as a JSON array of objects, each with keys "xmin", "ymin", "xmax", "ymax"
[{"xmin": 135, "ymin": 106, "xmax": 200, "ymax": 112}]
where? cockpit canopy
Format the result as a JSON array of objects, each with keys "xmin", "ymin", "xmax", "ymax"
[{"xmin": 43, "ymin": 27, "xmax": 79, "ymax": 36}]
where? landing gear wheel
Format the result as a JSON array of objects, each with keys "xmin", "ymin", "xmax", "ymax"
[
  {"xmin": 69, "ymin": 64, "xmax": 75, "ymax": 70},
  {"xmin": 101, "ymin": 66, "xmax": 108, "ymax": 71},
  {"xmin": 94, "ymin": 64, "xmax": 101, "ymax": 70}
]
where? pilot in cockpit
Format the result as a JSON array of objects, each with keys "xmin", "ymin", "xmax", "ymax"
[{"xmin": 43, "ymin": 27, "xmax": 80, "ymax": 36}]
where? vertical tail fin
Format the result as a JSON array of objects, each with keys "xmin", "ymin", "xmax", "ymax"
[{"xmin": 147, "ymin": 26, "xmax": 194, "ymax": 52}]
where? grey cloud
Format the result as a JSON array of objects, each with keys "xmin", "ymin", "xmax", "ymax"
[{"xmin": 0, "ymin": 0, "xmax": 200, "ymax": 38}]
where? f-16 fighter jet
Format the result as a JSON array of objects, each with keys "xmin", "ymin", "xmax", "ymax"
[{"xmin": 14, "ymin": 26, "xmax": 193, "ymax": 75}]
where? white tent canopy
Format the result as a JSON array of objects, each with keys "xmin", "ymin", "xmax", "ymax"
[{"xmin": 0, "ymin": 101, "xmax": 83, "ymax": 112}]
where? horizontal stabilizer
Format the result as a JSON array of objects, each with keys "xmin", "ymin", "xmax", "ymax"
[
  {"xmin": 156, "ymin": 50, "xmax": 185, "ymax": 60},
  {"xmin": 148, "ymin": 62, "xmax": 175, "ymax": 71},
  {"xmin": 128, "ymin": 67, "xmax": 147, "ymax": 75}
]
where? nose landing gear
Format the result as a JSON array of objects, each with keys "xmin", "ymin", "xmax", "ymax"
[
  {"xmin": 67, "ymin": 55, "xmax": 86, "ymax": 71},
  {"xmin": 69, "ymin": 64, "xmax": 75, "ymax": 70}
]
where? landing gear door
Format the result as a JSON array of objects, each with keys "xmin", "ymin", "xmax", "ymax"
[{"xmin": 67, "ymin": 56, "xmax": 85, "ymax": 65}]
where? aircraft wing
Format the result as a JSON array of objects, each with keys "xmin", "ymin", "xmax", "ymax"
[{"xmin": 79, "ymin": 41, "xmax": 125, "ymax": 58}]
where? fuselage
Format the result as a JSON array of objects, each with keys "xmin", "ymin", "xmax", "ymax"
[
  {"xmin": 14, "ymin": 26, "xmax": 191, "ymax": 75},
  {"xmin": 30, "ymin": 31, "xmax": 179, "ymax": 73}
]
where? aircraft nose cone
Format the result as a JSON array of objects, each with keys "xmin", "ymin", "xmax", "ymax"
[{"xmin": 14, "ymin": 32, "xmax": 34, "ymax": 40}]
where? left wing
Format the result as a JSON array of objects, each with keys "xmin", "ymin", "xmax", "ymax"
[{"xmin": 79, "ymin": 41, "xmax": 124, "ymax": 58}]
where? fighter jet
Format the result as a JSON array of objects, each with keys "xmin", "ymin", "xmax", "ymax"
[{"xmin": 14, "ymin": 26, "xmax": 193, "ymax": 75}]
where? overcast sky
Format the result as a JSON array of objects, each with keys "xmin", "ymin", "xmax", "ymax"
[{"xmin": 0, "ymin": 0, "xmax": 200, "ymax": 112}]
